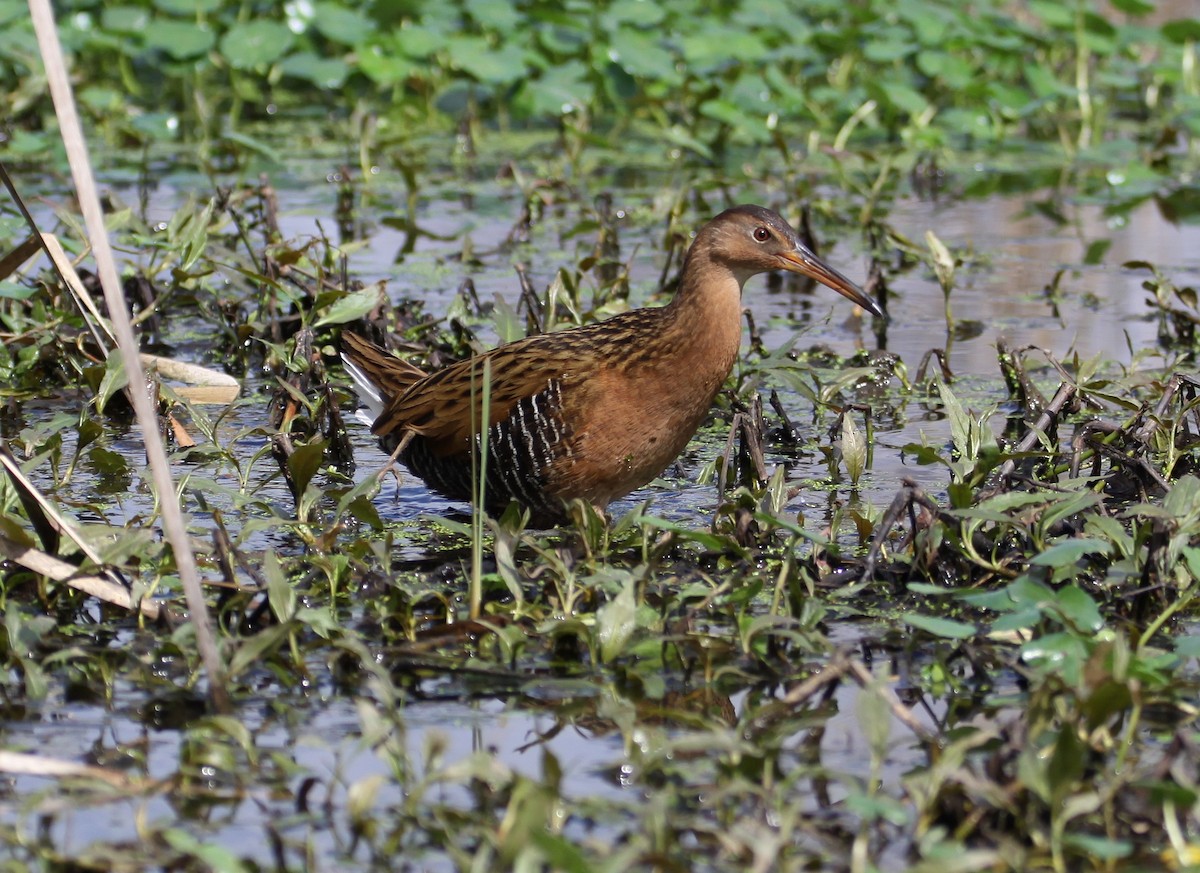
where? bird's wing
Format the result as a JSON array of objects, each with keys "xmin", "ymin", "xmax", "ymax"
[{"xmin": 375, "ymin": 339, "xmax": 574, "ymax": 455}]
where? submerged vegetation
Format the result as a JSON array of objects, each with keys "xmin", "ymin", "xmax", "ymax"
[{"xmin": 2, "ymin": 0, "xmax": 1200, "ymax": 871}]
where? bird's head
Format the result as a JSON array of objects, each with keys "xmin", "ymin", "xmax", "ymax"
[{"xmin": 697, "ymin": 204, "xmax": 883, "ymax": 317}]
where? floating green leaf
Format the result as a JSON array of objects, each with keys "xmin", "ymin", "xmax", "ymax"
[
  {"xmin": 220, "ymin": 20, "xmax": 293, "ymax": 69},
  {"xmin": 1030, "ymin": 538, "xmax": 1110, "ymax": 567},
  {"xmin": 903, "ymin": 614, "xmax": 977, "ymax": 639},
  {"xmin": 312, "ymin": 2, "xmax": 374, "ymax": 45},
  {"xmin": 143, "ymin": 20, "xmax": 215, "ymax": 59}
]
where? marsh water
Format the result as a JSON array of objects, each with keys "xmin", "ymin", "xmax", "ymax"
[{"xmin": 5, "ymin": 153, "xmax": 1199, "ymax": 868}]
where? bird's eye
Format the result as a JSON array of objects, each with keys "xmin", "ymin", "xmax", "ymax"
[{"xmin": 753, "ymin": 226, "xmax": 771, "ymax": 243}]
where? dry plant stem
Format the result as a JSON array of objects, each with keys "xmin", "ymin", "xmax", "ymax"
[
  {"xmin": 989, "ymin": 382, "xmax": 1078, "ymax": 486},
  {"xmin": 0, "ymin": 444, "xmax": 183, "ymax": 621},
  {"xmin": 1070, "ymin": 420, "xmax": 1120, "ymax": 479},
  {"xmin": 1089, "ymin": 439, "xmax": 1172, "ymax": 495},
  {"xmin": 1134, "ymin": 373, "xmax": 1200, "ymax": 444},
  {"xmin": 759, "ymin": 651, "xmax": 936, "ymax": 745},
  {"xmin": 714, "ymin": 412, "xmax": 743, "ymax": 525},
  {"xmin": 843, "ymin": 656, "xmax": 936, "ymax": 743},
  {"xmin": 29, "ymin": 0, "xmax": 229, "ymax": 713},
  {"xmin": 514, "ymin": 263, "xmax": 544, "ymax": 334},
  {"xmin": 913, "ymin": 348, "xmax": 953, "ymax": 383},
  {"xmin": 778, "ymin": 652, "xmax": 849, "ymax": 706},
  {"xmin": 0, "ymin": 231, "xmax": 40, "ymax": 280},
  {"xmin": 0, "ymin": 532, "xmax": 166, "ymax": 622},
  {"xmin": 739, "ymin": 395, "xmax": 768, "ymax": 484},
  {"xmin": 0, "ymin": 165, "xmax": 112, "ymax": 351},
  {"xmin": 996, "ymin": 337, "xmax": 1047, "ymax": 416},
  {"xmin": 861, "ymin": 477, "xmax": 946, "ymax": 583},
  {"xmin": 0, "ymin": 750, "xmax": 135, "ymax": 789},
  {"xmin": 768, "ymin": 389, "xmax": 799, "ymax": 444}
]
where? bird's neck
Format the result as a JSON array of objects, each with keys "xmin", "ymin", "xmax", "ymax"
[{"xmin": 655, "ymin": 249, "xmax": 745, "ymax": 395}]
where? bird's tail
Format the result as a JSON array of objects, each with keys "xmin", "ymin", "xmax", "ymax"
[{"xmin": 340, "ymin": 332, "xmax": 428, "ymax": 424}]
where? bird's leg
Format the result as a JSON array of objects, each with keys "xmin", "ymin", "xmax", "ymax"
[{"xmin": 375, "ymin": 430, "xmax": 415, "ymax": 495}]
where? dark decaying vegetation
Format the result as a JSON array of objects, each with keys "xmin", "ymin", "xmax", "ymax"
[{"xmin": 2, "ymin": 0, "xmax": 1200, "ymax": 870}]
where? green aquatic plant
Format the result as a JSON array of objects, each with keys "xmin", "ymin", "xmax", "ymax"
[
  {"xmin": 4, "ymin": 3, "xmax": 1200, "ymax": 870},
  {"xmin": 0, "ymin": 0, "xmax": 1191, "ymax": 184}
]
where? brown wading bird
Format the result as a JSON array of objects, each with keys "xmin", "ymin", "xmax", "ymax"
[{"xmin": 342, "ymin": 205, "xmax": 883, "ymax": 526}]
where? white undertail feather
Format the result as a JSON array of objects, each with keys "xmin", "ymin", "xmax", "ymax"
[{"xmin": 340, "ymin": 354, "xmax": 384, "ymax": 428}]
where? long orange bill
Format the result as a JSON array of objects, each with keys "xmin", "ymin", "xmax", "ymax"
[{"xmin": 778, "ymin": 247, "xmax": 884, "ymax": 317}]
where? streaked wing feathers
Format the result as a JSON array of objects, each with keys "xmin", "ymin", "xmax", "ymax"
[{"xmin": 377, "ymin": 341, "xmax": 573, "ymax": 453}]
